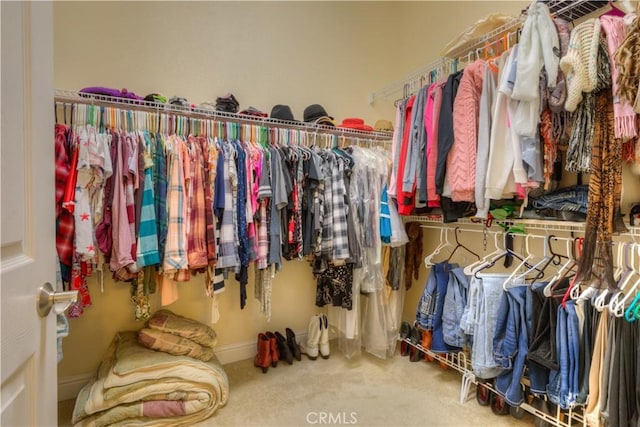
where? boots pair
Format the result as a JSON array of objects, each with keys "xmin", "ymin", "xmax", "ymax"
[
  {"xmin": 254, "ymin": 329, "xmax": 302, "ymax": 373},
  {"xmin": 301, "ymin": 314, "xmax": 330, "ymax": 360}
]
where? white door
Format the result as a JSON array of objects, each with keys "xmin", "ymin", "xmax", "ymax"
[{"xmin": 1, "ymin": 2, "xmax": 57, "ymax": 426}]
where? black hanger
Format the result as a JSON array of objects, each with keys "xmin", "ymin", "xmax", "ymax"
[
  {"xmin": 445, "ymin": 227, "xmax": 480, "ymax": 269},
  {"xmin": 532, "ymin": 235, "xmax": 568, "ymax": 281},
  {"xmin": 474, "ymin": 232, "xmax": 543, "ymax": 279}
]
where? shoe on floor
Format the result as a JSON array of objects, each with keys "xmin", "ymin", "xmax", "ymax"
[
  {"xmin": 275, "ymin": 331, "xmax": 294, "ymax": 365},
  {"xmin": 319, "ymin": 314, "xmax": 330, "ymax": 359},
  {"xmin": 254, "ymin": 333, "xmax": 272, "ymax": 373},
  {"xmin": 265, "ymin": 331, "xmax": 280, "ymax": 368},
  {"xmin": 300, "ymin": 314, "xmax": 321, "ymax": 360},
  {"xmin": 286, "ymin": 328, "xmax": 302, "ymax": 362}
]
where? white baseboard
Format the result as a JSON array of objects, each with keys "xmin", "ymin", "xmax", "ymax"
[
  {"xmin": 215, "ymin": 331, "xmax": 308, "ymax": 365},
  {"xmin": 58, "ymin": 331, "xmax": 308, "ymax": 402},
  {"xmin": 58, "ymin": 373, "xmax": 94, "ymax": 402}
]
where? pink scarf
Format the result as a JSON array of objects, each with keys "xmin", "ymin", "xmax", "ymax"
[{"xmin": 600, "ymin": 15, "xmax": 638, "ymax": 139}]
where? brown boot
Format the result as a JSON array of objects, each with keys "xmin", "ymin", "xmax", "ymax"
[
  {"xmin": 265, "ymin": 331, "xmax": 280, "ymax": 368},
  {"xmin": 254, "ymin": 333, "xmax": 272, "ymax": 373},
  {"xmin": 421, "ymin": 330, "xmax": 435, "ymax": 362}
]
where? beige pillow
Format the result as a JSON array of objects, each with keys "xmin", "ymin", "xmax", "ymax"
[
  {"xmin": 148, "ymin": 309, "xmax": 217, "ymax": 348},
  {"xmin": 137, "ymin": 328, "xmax": 214, "ymax": 362}
]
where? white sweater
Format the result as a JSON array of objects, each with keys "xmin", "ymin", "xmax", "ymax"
[
  {"xmin": 512, "ymin": 2, "xmax": 560, "ymax": 102},
  {"xmin": 485, "ymin": 49, "xmax": 528, "ymax": 201}
]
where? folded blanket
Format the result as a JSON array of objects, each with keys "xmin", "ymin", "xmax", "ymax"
[
  {"xmin": 138, "ymin": 328, "xmax": 214, "ymax": 362},
  {"xmin": 72, "ymin": 331, "xmax": 228, "ymax": 427},
  {"xmin": 148, "ymin": 309, "xmax": 217, "ymax": 348}
]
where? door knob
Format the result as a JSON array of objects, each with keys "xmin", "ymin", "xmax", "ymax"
[{"xmin": 36, "ymin": 282, "xmax": 78, "ymax": 317}]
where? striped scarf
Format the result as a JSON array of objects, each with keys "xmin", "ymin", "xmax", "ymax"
[{"xmin": 565, "ymin": 35, "xmax": 612, "ymax": 173}]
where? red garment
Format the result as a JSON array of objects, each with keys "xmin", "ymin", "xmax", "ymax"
[
  {"xmin": 397, "ymin": 95, "xmax": 416, "ymax": 215},
  {"xmin": 56, "ymin": 126, "xmax": 77, "ymax": 268}
]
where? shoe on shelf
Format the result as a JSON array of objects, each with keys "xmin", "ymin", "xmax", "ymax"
[
  {"xmin": 286, "ymin": 327, "xmax": 302, "ymax": 361},
  {"xmin": 400, "ymin": 321, "xmax": 411, "ymax": 340},
  {"xmin": 409, "ymin": 327, "xmax": 424, "ymax": 362},
  {"xmin": 275, "ymin": 331, "xmax": 294, "ymax": 365},
  {"xmin": 265, "ymin": 331, "xmax": 280, "ymax": 368},
  {"xmin": 254, "ymin": 333, "xmax": 272, "ymax": 373},
  {"xmin": 400, "ymin": 339, "xmax": 410, "ymax": 357},
  {"xmin": 421, "ymin": 330, "xmax": 434, "ymax": 362},
  {"xmin": 319, "ymin": 313, "xmax": 330, "ymax": 359},
  {"xmin": 300, "ymin": 315, "xmax": 321, "ymax": 360}
]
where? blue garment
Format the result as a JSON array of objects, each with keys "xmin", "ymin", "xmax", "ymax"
[
  {"xmin": 493, "ymin": 285, "xmax": 529, "ymax": 406},
  {"xmin": 548, "ymin": 301, "xmax": 580, "ymax": 409},
  {"xmin": 380, "ymin": 185, "xmax": 392, "ymax": 244},
  {"xmin": 465, "ymin": 274, "xmax": 506, "ymax": 379},
  {"xmin": 416, "ymin": 262, "xmax": 462, "ymax": 353},
  {"xmin": 442, "ymin": 266, "xmax": 469, "ymax": 348},
  {"xmin": 213, "ymin": 148, "xmax": 225, "ymax": 217},
  {"xmin": 531, "ymin": 185, "xmax": 589, "ymax": 215}
]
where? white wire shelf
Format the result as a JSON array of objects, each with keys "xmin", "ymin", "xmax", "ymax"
[
  {"xmin": 54, "ymin": 89, "xmax": 394, "ymax": 142},
  {"xmin": 370, "ymin": 0, "xmax": 611, "ymax": 104},
  {"xmin": 404, "ymin": 214, "xmax": 640, "ymax": 236}
]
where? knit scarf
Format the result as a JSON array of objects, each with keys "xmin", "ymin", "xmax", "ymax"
[
  {"xmin": 614, "ymin": 13, "xmax": 640, "ymax": 113},
  {"xmin": 601, "ymin": 15, "xmax": 638, "ymax": 138},
  {"xmin": 565, "ymin": 35, "xmax": 611, "ymax": 173},
  {"xmin": 574, "ymin": 90, "xmax": 628, "ymax": 291}
]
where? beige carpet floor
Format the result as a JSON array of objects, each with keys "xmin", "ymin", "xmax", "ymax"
[{"xmin": 59, "ymin": 343, "xmax": 535, "ymax": 426}]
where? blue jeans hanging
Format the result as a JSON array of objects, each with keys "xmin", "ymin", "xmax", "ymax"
[{"xmin": 493, "ymin": 285, "xmax": 529, "ymax": 406}]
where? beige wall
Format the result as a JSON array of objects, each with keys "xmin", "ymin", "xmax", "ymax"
[{"xmin": 55, "ymin": 0, "xmax": 570, "ymax": 384}]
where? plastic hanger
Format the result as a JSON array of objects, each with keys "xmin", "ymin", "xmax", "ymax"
[
  {"xmin": 463, "ymin": 231, "xmax": 502, "ymax": 275},
  {"xmin": 608, "ymin": 243, "xmax": 639, "ymax": 316},
  {"xmin": 532, "ymin": 234, "xmax": 567, "ymax": 282},
  {"xmin": 543, "ymin": 237, "xmax": 578, "ymax": 297},
  {"xmin": 424, "ymin": 228, "xmax": 453, "ymax": 268},
  {"xmin": 474, "ymin": 232, "xmax": 543, "ymax": 279},
  {"xmin": 503, "ymin": 234, "xmax": 536, "ymax": 290},
  {"xmin": 593, "ymin": 241, "xmax": 628, "ymax": 311},
  {"xmin": 443, "ymin": 227, "xmax": 481, "ymax": 269},
  {"xmin": 512, "ymin": 233, "xmax": 553, "ymax": 284}
]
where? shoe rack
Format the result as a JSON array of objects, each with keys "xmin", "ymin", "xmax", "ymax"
[{"xmin": 400, "ymin": 330, "xmax": 587, "ymax": 427}]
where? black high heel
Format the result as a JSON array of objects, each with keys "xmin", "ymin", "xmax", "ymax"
[{"xmin": 286, "ymin": 328, "xmax": 302, "ymax": 361}]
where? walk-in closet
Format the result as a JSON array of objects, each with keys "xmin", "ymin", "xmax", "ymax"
[{"xmin": 1, "ymin": 1, "xmax": 639, "ymax": 426}]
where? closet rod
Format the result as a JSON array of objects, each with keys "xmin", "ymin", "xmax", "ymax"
[
  {"xmin": 54, "ymin": 89, "xmax": 393, "ymax": 142},
  {"xmin": 369, "ymin": 0, "xmax": 612, "ymax": 104}
]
